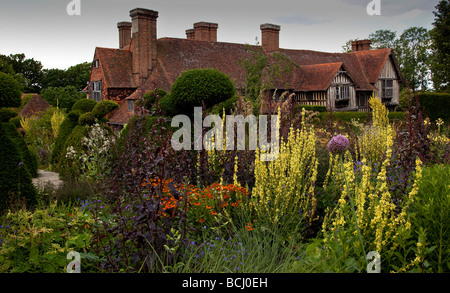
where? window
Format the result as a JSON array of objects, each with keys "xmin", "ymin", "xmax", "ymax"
[
  {"xmin": 93, "ymin": 59, "xmax": 99, "ymax": 69},
  {"xmin": 335, "ymin": 85, "xmax": 350, "ymax": 100},
  {"xmin": 382, "ymin": 79, "xmax": 393, "ymax": 99},
  {"xmin": 128, "ymin": 100, "xmax": 134, "ymax": 112},
  {"xmin": 92, "ymin": 81, "xmax": 101, "ymax": 102}
]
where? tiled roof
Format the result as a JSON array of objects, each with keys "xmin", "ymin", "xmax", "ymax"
[
  {"xmin": 107, "ymin": 99, "xmax": 134, "ymax": 125},
  {"xmin": 18, "ymin": 94, "xmax": 51, "ymax": 118},
  {"xmin": 95, "ymin": 47, "xmax": 135, "ymax": 88}
]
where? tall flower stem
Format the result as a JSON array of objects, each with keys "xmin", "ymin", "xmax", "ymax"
[{"xmin": 339, "ymin": 155, "xmax": 368, "ymax": 270}]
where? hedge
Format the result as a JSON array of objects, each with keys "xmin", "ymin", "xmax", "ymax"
[
  {"xmin": 0, "ymin": 72, "xmax": 22, "ymax": 108},
  {"xmin": 50, "ymin": 115, "xmax": 79, "ymax": 165},
  {"xmin": 417, "ymin": 92, "xmax": 450, "ymax": 123},
  {"xmin": 319, "ymin": 111, "xmax": 407, "ymax": 124},
  {"xmin": 0, "ymin": 108, "xmax": 18, "ymax": 123},
  {"xmin": 0, "ymin": 123, "xmax": 37, "ymax": 211},
  {"xmin": 1, "ymin": 122, "xmax": 38, "ymax": 178},
  {"xmin": 294, "ymin": 105, "xmax": 327, "ymax": 115}
]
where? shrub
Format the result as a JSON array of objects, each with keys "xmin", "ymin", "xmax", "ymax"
[
  {"xmin": 50, "ymin": 116, "xmax": 79, "ymax": 166},
  {"xmin": 169, "ymin": 68, "xmax": 236, "ymax": 116},
  {"xmin": 78, "ymin": 112, "xmax": 96, "ymax": 125},
  {"xmin": 418, "ymin": 92, "xmax": 450, "ymax": 122},
  {"xmin": 8, "ymin": 116, "xmax": 21, "ymax": 128},
  {"xmin": 2, "ymin": 122, "xmax": 38, "ymax": 178},
  {"xmin": 0, "ymin": 72, "xmax": 22, "ymax": 108},
  {"xmin": 71, "ymin": 98, "xmax": 97, "ymax": 113},
  {"xmin": 210, "ymin": 95, "xmax": 238, "ymax": 115},
  {"xmin": 57, "ymin": 125, "xmax": 89, "ymax": 179},
  {"xmin": 91, "ymin": 100, "xmax": 119, "ymax": 119},
  {"xmin": 0, "ymin": 108, "xmax": 18, "ymax": 123},
  {"xmin": 0, "ymin": 203, "xmax": 97, "ymax": 272},
  {"xmin": 140, "ymin": 89, "xmax": 168, "ymax": 111},
  {"xmin": 410, "ymin": 164, "xmax": 450, "ymax": 273},
  {"xmin": 0, "ymin": 123, "xmax": 37, "ymax": 212}
]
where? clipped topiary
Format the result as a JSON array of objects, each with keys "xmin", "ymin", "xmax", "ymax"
[
  {"xmin": 57, "ymin": 125, "xmax": 89, "ymax": 179},
  {"xmin": 50, "ymin": 115, "xmax": 79, "ymax": 165},
  {"xmin": 169, "ymin": 68, "xmax": 236, "ymax": 116},
  {"xmin": 0, "ymin": 123, "xmax": 37, "ymax": 211},
  {"xmin": 91, "ymin": 100, "xmax": 119, "ymax": 119},
  {"xmin": 139, "ymin": 89, "xmax": 168, "ymax": 111},
  {"xmin": 0, "ymin": 72, "xmax": 22, "ymax": 108},
  {"xmin": 71, "ymin": 98, "xmax": 97, "ymax": 113},
  {"xmin": 2, "ymin": 122, "xmax": 38, "ymax": 178},
  {"xmin": 78, "ymin": 112, "xmax": 96, "ymax": 125}
]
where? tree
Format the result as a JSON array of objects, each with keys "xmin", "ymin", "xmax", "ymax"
[
  {"xmin": 40, "ymin": 62, "xmax": 91, "ymax": 91},
  {"xmin": 40, "ymin": 86, "xmax": 86, "ymax": 110},
  {"xmin": 369, "ymin": 29, "xmax": 398, "ymax": 49},
  {"xmin": 396, "ymin": 27, "xmax": 432, "ymax": 92},
  {"xmin": 2, "ymin": 53, "xmax": 43, "ymax": 93},
  {"xmin": 430, "ymin": 0, "xmax": 450, "ymax": 92},
  {"xmin": 0, "ymin": 72, "xmax": 22, "ymax": 108}
]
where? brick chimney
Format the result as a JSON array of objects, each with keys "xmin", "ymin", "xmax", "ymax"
[
  {"xmin": 130, "ymin": 8, "xmax": 159, "ymax": 85},
  {"xmin": 351, "ymin": 39, "xmax": 372, "ymax": 52},
  {"xmin": 117, "ymin": 22, "xmax": 132, "ymax": 50},
  {"xmin": 260, "ymin": 24, "xmax": 281, "ymax": 52},
  {"xmin": 186, "ymin": 28, "xmax": 195, "ymax": 40},
  {"xmin": 188, "ymin": 22, "xmax": 218, "ymax": 42}
]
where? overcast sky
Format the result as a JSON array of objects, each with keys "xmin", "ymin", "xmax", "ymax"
[{"xmin": 0, "ymin": 0, "xmax": 440, "ymax": 69}]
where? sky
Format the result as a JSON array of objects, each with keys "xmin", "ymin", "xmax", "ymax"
[{"xmin": 0, "ymin": 0, "xmax": 440, "ymax": 69}]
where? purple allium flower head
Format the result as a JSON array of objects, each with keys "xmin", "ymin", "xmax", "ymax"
[{"xmin": 327, "ymin": 135, "xmax": 350, "ymax": 155}]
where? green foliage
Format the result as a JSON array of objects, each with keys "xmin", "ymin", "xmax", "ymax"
[
  {"xmin": 9, "ymin": 116, "xmax": 21, "ymax": 128},
  {"xmin": 50, "ymin": 116, "xmax": 79, "ymax": 166},
  {"xmin": 0, "ymin": 72, "xmax": 22, "ymax": 108},
  {"xmin": 240, "ymin": 45, "xmax": 268, "ymax": 100},
  {"xmin": 40, "ymin": 62, "xmax": 91, "ymax": 92},
  {"xmin": 57, "ymin": 125, "xmax": 89, "ymax": 179},
  {"xmin": 411, "ymin": 164, "xmax": 450, "ymax": 273},
  {"xmin": 169, "ymin": 68, "xmax": 236, "ymax": 116},
  {"xmin": 294, "ymin": 105, "xmax": 327, "ymax": 115},
  {"xmin": 71, "ymin": 98, "xmax": 97, "ymax": 113},
  {"xmin": 418, "ymin": 91, "xmax": 450, "ymax": 122},
  {"xmin": 319, "ymin": 111, "xmax": 406, "ymax": 124},
  {"xmin": 0, "ymin": 203, "xmax": 96, "ymax": 273},
  {"xmin": 140, "ymin": 89, "xmax": 168, "ymax": 111},
  {"xmin": 210, "ymin": 95, "xmax": 238, "ymax": 115},
  {"xmin": 2, "ymin": 122, "xmax": 38, "ymax": 178},
  {"xmin": 0, "ymin": 108, "xmax": 18, "ymax": 123},
  {"xmin": 0, "ymin": 124, "xmax": 37, "ymax": 212},
  {"xmin": 40, "ymin": 86, "xmax": 86, "ymax": 110},
  {"xmin": 78, "ymin": 112, "xmax": 96, "ymax": 125},
  {"xmin": 0, "ymin": 53, "xmax": 42, "ymax": 93},
  {"xmin": 430, "ymin": 0, "xmax": 450, "ymax": 92},
  {"xmin": 91, "ymin": 100, "xmax": 119, "ymax": 119}
]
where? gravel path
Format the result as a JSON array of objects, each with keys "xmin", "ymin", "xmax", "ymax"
[{"xmin": 32, "ymin": 170, "xmax": 63, "ymax": 189}]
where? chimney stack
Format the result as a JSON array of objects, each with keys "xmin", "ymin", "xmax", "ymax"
[
  {"xmin": 130, "ymin": 8, "xmax": 159, "ymax": 85},
  {"xmin": 117, "ymin": 22, "xmax": 132, "ymax": 50},
  {"xmin": 351, "ymin": 39, "xmax": 372, "ymax": 52},
  {"xmin": 260, "ymin": 23, "xmax": 281, "ymax": 52},
  {"xmin": 187, "ymin": 22, "xmax": 218, "ymax": 42}
]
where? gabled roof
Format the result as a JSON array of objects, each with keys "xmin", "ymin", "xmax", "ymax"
[
  {"xmin": 95, "ymin": 47, "xmax": 135, "ymax": 88},
  {"xmin": 18, "ymin": 94, "xmax": 51, "ymax": 118},
  {"xmin": 98, "ymin": 38, "xmax": 400, "ymax": 102}
]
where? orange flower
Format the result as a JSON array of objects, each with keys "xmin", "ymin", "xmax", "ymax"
[
  {"xmin": 211, "ymin": 211, "xmax": 217, "ymax": 216},
  {"xmin": 246, "ymin": 223, "xmax": 253, "ymax": 231},
  {"xmin": 198, "ymin": 218, "xmax": 205, "ymax": 223}
]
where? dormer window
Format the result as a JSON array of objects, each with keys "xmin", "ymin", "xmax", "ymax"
[
  {"xmin": 93, "ymin": 59, "xmax": 99, "ymax": 68},
  {"xmin": 128, "ymin": 100, "xmax": 134, "ymax": 112}
]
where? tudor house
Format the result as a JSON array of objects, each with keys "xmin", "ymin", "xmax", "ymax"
[{"xmin": 85, "ymin": 8, "xmax": 403, "ymax": 127}]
